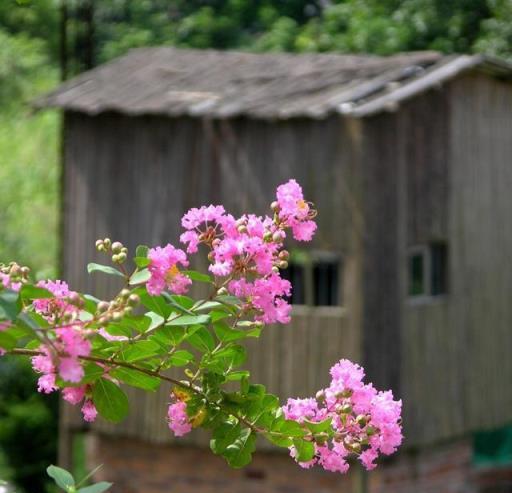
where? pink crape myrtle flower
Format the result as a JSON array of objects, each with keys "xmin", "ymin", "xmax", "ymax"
[
  {"xmin": 275, "ymin": 179, "xmax": 317, "ymax": 241},
  {"xmin": 147, "ymin": 244, "xmax": 191, "ymax": 296},
  {"xmin": 0, "ymin": 272, "xmax": 22, "ymax": 292},
  {"xmin": 283, "ymin": 359, "xmax": 403, "ymax": 474},
  {"xmin": 167, "ymin": 401, "xmax": 192, "ymax": 437},
  {"xmin": 33, "ymin": 280, "xmax": 79, "ymax": 320},
  {"xmin": 63, "ymin": 386, "xmax": 98, "ymax": 422},
  {"xmin": 81, "ymin": 399, "xmax": 98, "ymax": 422}
]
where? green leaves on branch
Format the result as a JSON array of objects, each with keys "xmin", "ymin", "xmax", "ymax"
[
  {"xmin": 46, "ymin": 465, "xmax": 112, "ymax": 493},
  {"xmin": 87, "ymin": 263, "xmax": 125, "ymax": 278},
  {"xmin": 92, "ymin": 378, "xmax": 129, "ymax": 423}
]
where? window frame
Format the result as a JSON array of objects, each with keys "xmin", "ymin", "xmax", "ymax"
[
  {"xmin": 407, "ymin": 242, "xmax": 448, "ymax": 303},
  {"xmin": 282, "ymin": 250, "xmax": 343, "ymax": 308}
]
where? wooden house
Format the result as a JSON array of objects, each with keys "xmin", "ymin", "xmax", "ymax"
[{"xmin": 38, "ymin": 48, "xmax": 512, "ymax": 493}]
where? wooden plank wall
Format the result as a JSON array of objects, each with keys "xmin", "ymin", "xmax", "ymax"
[
  {"xmin": 61, "ymin": 112, "xmax": 362, "ymax": 444},
  {"xmin": 366, "ymin": 74, "xmax": 512, "ymax": 447}
]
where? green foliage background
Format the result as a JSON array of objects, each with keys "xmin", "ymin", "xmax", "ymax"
[{"xmin": 1, "ymin": 0, "xmax": 512, "ymax": 489}]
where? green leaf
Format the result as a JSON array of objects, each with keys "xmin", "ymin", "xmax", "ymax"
[
  {"xmin": 135, "ymin": 245, "xmax": 149, "ymax": 258},
  {"xmin": 129, "ymin": 268, "xmax": 150, "ymax": 285},
  {"xmin": 279, "ymin": 420, "xmax": 307, "ymax": 437},
  {"xmin": 292, "ymin": 438, "xmax": 315, "ymax": 462},
  {"xmin": 209, "ymin": 344, "xmax": 246, "ymax": 370},
  {"xmin": 20, "ymin": 284, "xmax": 53, "ymax": 300},
  {"xmin": 133, "ymin": 257, "xmax": 151, "ymax": 268},
  {"xmin": 167, "ymin": 314, "xmax": 210, "ymax": 326},
  {"xmin": 17, "ymin": 311, "xmax": 44, "ymax": 332},
  {"xmin": 210, "ymin": 422, "xmax": 242, "ymax": 455},
  {"xmin": 136, "ymin": 288, "xmax": 173, "ymax": 318},
  {"xmin": 83, "ymin": 294, "xmax": 100, "ymax": 313},
  {"xmin": 302, "ymin": 417, "xmax": 333, "ymax": 434},
  {"xmin": 0, "ymin": 332, "xmax": 16, "ymax": 350},
  {"xmin": 187, "ymin": 326, "xmax": 215, "ymax": 353},
  {"xmin": 150, "ymin": 325, "xmax": 185, "ymax": 348},
  {"xmin": 81, "ymin": 363, "xmax": 105, "ymax": 384},
  {"xmin": 0, "ymin": 289, "xmax": 21, "ymax": 321},
  {"xmin": 87, "ymin": 263, "xmax": 125, "ymax": 278},
  {"xmin": 111, "ymin": 367, "xmax": 160, "ymax": 391},
  {"xmin": 47, "ymin": 465, "xmax": 75, "ymax": 491},
  {"xmin": 225, "ymin": 428, "xmax": 256, "ymax": 468},
  {"xmin": 120, "ymin": 340, "xmax": 161, "ymax": 362},
  {"xmin": 78, "ymin": 482, "xmax": 113, "ymax": 493},
  {"xmin": 183, "ymin": 270, "xmax": 212, "ymax": 283},
  {"xmin": 226, "ymin": 370, "xmax": 250, "ymax": 381},
  {"xmin": 145, "ymin": 311, "xmax": 165, "ymax": 331},
  {"xmin": 92, "ymin": 378, "xmax": 129, "ymax": 423},
  {"xmin": 168, "ymin": 350, "xmax": 195, "ymax": 367},
  {"xmin": 214, "ymin": 323, "xmax": 247, "ymax": 343}
]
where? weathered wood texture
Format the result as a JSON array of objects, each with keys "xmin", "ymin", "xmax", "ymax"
[
  {"xmin": 361, "ymin": 73, "xmax": 512, "ymax": 446},
  {"xmin": 60, "ymin": 112, "xmax": 362, "ymax": 444}
]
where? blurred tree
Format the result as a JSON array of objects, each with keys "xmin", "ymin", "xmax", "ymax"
[{"xmin": 0, "ymin": 357, "xmax": 58, "ymax": 493}]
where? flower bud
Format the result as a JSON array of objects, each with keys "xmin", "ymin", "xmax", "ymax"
[
  {"xmin": 278, "ymin": 260, "xmax": 288, "ymax": 269},
  {"xmin": 20, "ymin": 266, "xmax": 30, "ymax": 276},
  {"xmin": 270, "ymin": 201, "xmax": 279, "ymax": 212},
  {"xmin": 355, "ymin": 415, "xmax": 368, "ymax": 427},
  {"xmin": 278, "ymin": 250, "xmax": 289, "ymax": 260},
  {"xmin": 124, "ymin": 306, "xmax": 133, "ymax": 314},
  {"xmin": 98, "ymin": 315, "xmax": 109, "ymax": 325},
  {"xmin": 340, "ymin": 403, "xmax": 352, "ymax": 414},
  {"xmin": 111, "ymin": 254, "xmax": 120, "ymax": 263},
  {"xmin": 112, "ymin": 241, "xmax": 123, "ymax": 254},
  {"xmin": 366, "ymin": 426, "xmax": 377, "ymax": 436},
  {"xmin": 341, "ymin": 389, "xmax": 353, "ymax": 398},
  {"xmin": 315, "ymin": 390, "xmax": 326, "ymax": 403},
  {"xmin": 207, "ymin": 251, "xmax": 215, "ymax": 262},
  {"xmin": 128, "ymin": 294, "xmax": 140, "ymax": 306},
  {"xmin": 95, "ymin": 239, "xmax": 104, "ymax": 251},
  {"xmin": 121, "ymin": 247, "xmax": 128, "ymax": 254},
  {"xmin": 272, "ymin": 231, "xmax": 284, "ymax": 243},
  {"xmin": 237, "ymin": 225, "xmax": 248, "ymax": 234},
  {"xmin": 97, "ymin": 301, "xmax": 110, "ymax": 313},
  {"xmin": 314, "ymin": 432, "xmax": 329, "ymax": 446},
  {"xmin": 263, "ymin": 231, "xmax": 273, "ymax": 242},
  {"xmin": 112, "ymin": 311, "xmax": 123, "ymax": 322},
  {"xmin": 103, "ymin": 238, "xmax": 112, "ymax": 249},
  {"xmin": 68, "ymin": 292, "xmax": 82, "ymax": 306},
  {"xmin": 120, "ymin": 288, "xmax": 131, "ymax": 299},
  {"xmin": 272, "ymin": 266, "xmax": 280, "ymax": 273}
]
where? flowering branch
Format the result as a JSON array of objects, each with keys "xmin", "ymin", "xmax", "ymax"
[{"xmin": 0, "ymin": 179, "xmax": 402, "ymax": 472}]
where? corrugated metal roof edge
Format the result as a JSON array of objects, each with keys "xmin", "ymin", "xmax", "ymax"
[{"xmin": 343, "ymin": 55, "xmax": 512, "ymax": 118}]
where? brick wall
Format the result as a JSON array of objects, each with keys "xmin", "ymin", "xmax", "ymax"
[{"xmin": 85, "ymin": 434, "xmax": 512, "ymax": 493}]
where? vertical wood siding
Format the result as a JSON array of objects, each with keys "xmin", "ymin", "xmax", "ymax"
[{"xmin": 61, "ymin": 112, "xmax": 362, "ymax": 444}]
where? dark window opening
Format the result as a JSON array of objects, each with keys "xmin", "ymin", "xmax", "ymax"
[
  {"xmin": 408, "ymin": 251, "xmax": 425, "ymax": 296},
  {"xmin": 281, "ymin": 252, "xmax": 341, "ymax": 307},
  {"xmin": 430, "ymin": 243, "xmax": 448, "ymax": 295},
  {"xmin": 408, "ymin": 242, "xmax": 449, "ymax": 298},
  {"xmin": 314, "ymin": 259, "xmax": 339, "ymax": 306},
  {"xmin": 281, "ymin": 262, "xmax": 306, "ymax": 305}
]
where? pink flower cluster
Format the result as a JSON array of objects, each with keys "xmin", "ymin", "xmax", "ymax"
[
  {"xmin": 30, "ymin": 280, "xmax": 98, "ymax": 421},
  {"xmin": 62, "ymin": 385, "xmax": 98, "ymax": 422},
  {"xmin": 145, "ymin": 179, "xmax": 316, "ymax": 324},
  {"xmin": 167, "ymin": 400, "xmax": 192, "ymax": 437},
  {"xmin": 147, "ymin": 244, "xmax": 191, "ymax": 296},
  {"xmin": 33, "ymin": 280, "xmax": 79, "ymax": 321},
  {"xmin": 283, "ymin": 359, "xmax": 403, "ymax": 473},
  {"xmin": 0, "ymin": 272, "xmax": 22, "ymax": 292}
]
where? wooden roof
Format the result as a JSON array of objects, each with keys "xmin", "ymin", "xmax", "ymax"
[{"xmin": 36, "ymin": 48, "xmax": 512, "ymax": 119}]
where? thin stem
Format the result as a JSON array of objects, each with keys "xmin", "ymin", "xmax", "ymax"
[{"xmin": 8, "ymin": 348, "xmax": 262, "ymax": 434}]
